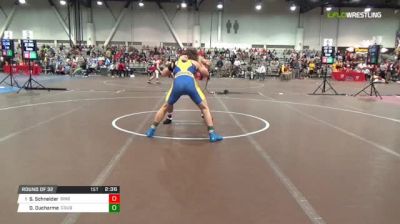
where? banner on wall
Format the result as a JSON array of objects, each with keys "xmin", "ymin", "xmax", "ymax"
[
  {"xmin": 355, "ymin": 48, "xmax": 368, "ymax": 53},
  {"xmin": 327, "ymin": 11, "xmax": 382, "ymax": 19}
]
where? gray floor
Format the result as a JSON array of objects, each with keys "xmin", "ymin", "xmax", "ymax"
[{"xmin": 0, "ymin": 76, "xmax": 399, "ymax": 224}]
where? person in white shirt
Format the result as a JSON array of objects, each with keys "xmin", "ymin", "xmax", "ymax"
[
  {"xmin": 257, "ymin": 64, "xmax": 266, "ymax": 80},
  {"xmin": 378, "ymin": 62, "xmax": 389, "ymax": 83},
  {"xmin": 357, "ymin": 62, "xmax": 366, "ymax": 72},
  {"xmin": 234, "ymin": 59, "xmax": 241, "ymax": 67},
  {"xmin": 231, "ymin": 59, "xmax": 241, "ymax": 78}
]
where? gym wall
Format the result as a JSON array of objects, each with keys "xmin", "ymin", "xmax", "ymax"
[
  {"xmin": 0, "ymin": 0, "xmax": 399, "ymax": 48},
  {"xmin": 303, "ymin": 7, "xmax": 400, "ymax": 49}
]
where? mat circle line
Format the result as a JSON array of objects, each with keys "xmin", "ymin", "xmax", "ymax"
[
  {"xmin": 103, "ymin": 80, "xmax": 265, "ymax": 90},
  {"xmin": 112, "ymin": 110, "xmax": 270, "ymax": 140},
  {"xmin": 1, "ymin": 96, "xmax": 399, "ymax": 125}
]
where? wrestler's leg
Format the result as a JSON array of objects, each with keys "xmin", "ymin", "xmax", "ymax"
[
  {"xmin": 145, "ymin": 103, "xmax": 173, "ymax": 138},
  {"xmin": 198, "ymin": 101, "xmax": 213, "ymax": 127},
  {"xmin": 155, "ymin": 70, "xmax": 160, "ymax": 83},
  {"xmin": 146, "ymin": 82, "xmax": 179, "ymax": 137},
  {"xmin": 164, "ymin": 79, "xmax": 204, "ymax": 124},
  {"xmin": 154, "ymin": 103, "xmax": 172, "ymax": 124},
  {"xmin": 197, "ymin": 101, "xmax": 223, "ymax": 142},
  {"xmin": 163, "ymin": 83, "xmax": 175, "ymax": 125},
  {"xmin": 148, "ymin": 71, "xmax": 155, "ymax": 83},
  {"xmin": 163, "ymin": 105, "xmax": 174, "ymax": 124},
  {"xmin": 189, "ymin": 80, "xmax": 223, "ymax": 142}
]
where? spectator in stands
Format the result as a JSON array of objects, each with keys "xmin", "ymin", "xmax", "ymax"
[
  {"xmin": 85, "ymin": 55, "xmax": 98, "ymax": 77},
  {"xmin": 216, "ymin": 57, "xmax": 223, "ymax": 69},
  {"xmin": 117, "ymin": 59, "xmax": 127, "ymax": 78},
  {"xmin": 257, "ymin": 63, "xmax": 266, "ymax": 80},
  {"xmin": 396, "ymin": 60, "xmax": 400, "ymax": 83},
  {"xmin": 64, "ymin": 59, "xmax": 71, "ymax": 75},
  {"xmin": 232, "ymin": 58, "xmax": 241, "ymax": 78},
  {"xmin": 308, "ymin": 60, "xmax": 316, "ymax": 77},
  {"xmin": 379, "ymin": 61, "xmax": 389, "ymax": 83},
  {"xmin": 55, "ymin": 63, "xmax": 65, "ymax": 75},
  {"xmin": 214, "ymin": 57, "xmax": 224, "ymax": 77},
  {"xmin": 128, "ymin": 59, "xmax": 135, "ymax": 75},
  {"xmin": 270, "ymin": 58, "xmax": 280, "ymax": 75},
  {"xmin": 292, "ymin": 59, "xmax": 301, "ymax": 79},
  {"xmin": 109, "ymin": 61, "xmax": 117, "ymax": 77},
  {"xmin": 281, "ymin": 63, "xmax": 292, "ymax": 80},
  {"xmin": 21, "ymin": 44, "xmax": 398, "ymax": 83},
  {"xmin": 72, "ymin": 61, "xmax": 83, "ymax": 76}
]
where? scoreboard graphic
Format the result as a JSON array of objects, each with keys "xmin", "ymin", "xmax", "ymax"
[
  {"xmin": 1, "ymin": 39, "xmax": 15, "ymax": 58},
  {"xmin": 321, "ymin": 46, "xmax": 335, "ymax": 64},
  {"xmin": 17, "ymin": 185, "xmax": 120, "ymax": 213},
  {"xmin": 367, "ymin": 45, "xmax": 381, "ymax": 65},
  {"xmin": 20, "ymin": 39, "xmax": 38, "ymax": 60}
]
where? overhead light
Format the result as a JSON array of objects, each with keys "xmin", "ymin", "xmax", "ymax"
[
  {"xmin": 255, "ymin": 3, "xmax": 262, "ymax": 11},
  {"xmin": 138, "ymin": 1, "xmax": 144, "ymax": 7},
  {"xmin": 97, "ymin": 1, "xmax": 103, "ymax": 6},
  {"xmin": 290, "ymin": 4, "xmax": 296, "ymax": 11},
  {"xmin": 326, "ymin": 7, "xmax": 332, "ymax": 11},
  {"xmin": 364, "ymin": 7, "xmax": 371, "ymax": 12},
  {"xmin": 181, "ymin": 1, "xmax": 187, "ymax": 8},
  {"xmin": 18, "ymin": 0, "xmax": 26, "ymax": 4},
  {"xmin": 217, "ymin": 1, "xmax": 223, "ymax": 9},
  {"xmin": 59, "ymin": 0, "xmax": 66, "ymax": 6}
]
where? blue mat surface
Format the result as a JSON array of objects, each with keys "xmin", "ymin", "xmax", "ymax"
[{"xmin": 0, "ymin": 86, "xmax": 19, "ymax": 94}]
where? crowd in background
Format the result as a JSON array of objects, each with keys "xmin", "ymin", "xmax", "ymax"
[
  {"xmin": 36, "ymin": 45, "xmax": 178, "ymax": 77},
  {"xmin": 1, "ymin": 44, "xmax": 399, "ymax": 83},
  {"xmin": 208, "ymin": 47, "xmax": 400, "ymax": 82}
]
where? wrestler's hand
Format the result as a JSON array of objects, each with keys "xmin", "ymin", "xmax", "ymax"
[{"xmin": 198, "ymin": 56, "xmax": 211, "ymax": 69}]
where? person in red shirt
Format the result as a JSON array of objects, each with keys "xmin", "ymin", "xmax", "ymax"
[
  {"xmin": 198, "ymin": 48, "xmax": 206, "ymax": 58},
  {"xmin": 117, "ymin": 60, "xmax": 126, "ymax": 78}
]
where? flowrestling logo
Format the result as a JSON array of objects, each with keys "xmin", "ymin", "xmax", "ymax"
[{"xmin": 327, "ymin": 11, "xmax": 382, "ymax": 19}]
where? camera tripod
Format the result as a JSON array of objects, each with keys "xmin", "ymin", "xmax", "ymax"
[
  {"xmin": 0, "ymin": 58, "xmax": 20, "ymax": 88},
  {"xmin": 17, "ymin": 59, "xmax": 67, "ymax": 93},
  {"xmin": 353, "ymin": 68, "xmax": 382, "ymax": 99},
  {"xmin": 310, "ymin": 65, "xmax": 343, "ymax": 95}
]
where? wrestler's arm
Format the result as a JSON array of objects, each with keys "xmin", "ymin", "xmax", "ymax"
[
  {"xmin": 161, "ymin": 67, "xmax": 172, "ymax": 77},
  {"xmin": 161, "ymin": 61, "xmax": 174, "ymax": 77},
  {"xmin": 198, "ymin": 56, "xmax": 211, "ymax": 68},
  {"xmin": 192, "ymin": 60, "xmax": 209, "ymax": 78}
]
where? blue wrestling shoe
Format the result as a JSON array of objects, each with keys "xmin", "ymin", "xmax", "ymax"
[
  {"xmin": 209, "ymin": 132, "xmax": 223, "ymax": 143},
  {"xmin": 145, "ymin": 127, "xmax": 156, "ymax": 138}
]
